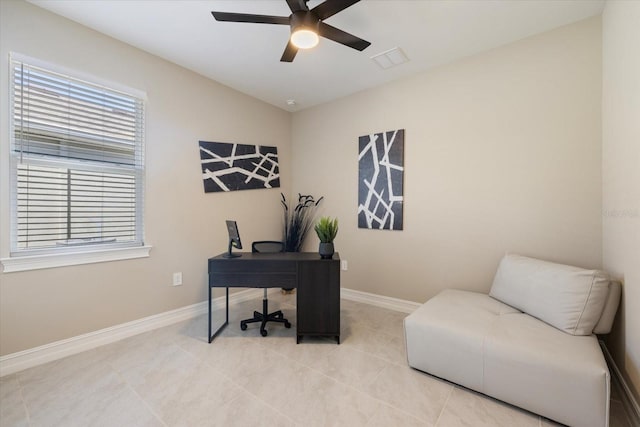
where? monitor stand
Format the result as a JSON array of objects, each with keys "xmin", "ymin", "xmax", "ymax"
[{"xmin": 223, "ymin": 239, "xmax": 241, "ymax": 258}]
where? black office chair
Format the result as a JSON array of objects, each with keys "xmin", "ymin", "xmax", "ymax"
[{"xmin": 240, "ymin": 241, "xmax": 292, "ymax": 337}]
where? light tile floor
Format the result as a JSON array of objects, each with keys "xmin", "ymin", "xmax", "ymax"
[{"xmin": 0, "ymin": 293, "xmax": 634, "ymax": 427}]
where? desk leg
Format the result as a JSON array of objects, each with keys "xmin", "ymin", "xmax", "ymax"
[{"xmin": 209, "ymin": 287, "xmax": 229, "ymax": 343}]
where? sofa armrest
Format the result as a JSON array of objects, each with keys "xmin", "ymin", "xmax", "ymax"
[{"xmin": 593, "ymin": 281, "xmax": 621, "ymax": 334}]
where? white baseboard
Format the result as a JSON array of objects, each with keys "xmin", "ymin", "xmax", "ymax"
[
  {"xmin": 600, "ymin": 341, "xmax": 640, "ymax": 426},
  {"xmin": 1, "ymin": 287, "xmax": 419, "ymax": 377},
  {"xmin": 341, "ymin": 287, "xmax": 420, "ymax": 313},
  {"xmin": 0, "ymin": 288, "xmax": 263, "ymax": 377}
]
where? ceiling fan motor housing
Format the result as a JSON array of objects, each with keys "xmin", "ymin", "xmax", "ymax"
[{"xmin": 290, "ymin": 11, "xmax": 320, "ymax": 34}]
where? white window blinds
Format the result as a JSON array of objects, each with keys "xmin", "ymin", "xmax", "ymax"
[{"xmin": 10, "ymin": 57, "xmax": 145, "ymax": 253}]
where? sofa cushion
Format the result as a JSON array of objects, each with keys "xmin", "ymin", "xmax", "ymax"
[
  {"xmin": 484, "ymin": 312, "xmax": 609, "ymax": 427},
  {"xmin": 489, "ymin": 254, "xmax": 610, "ymax": 335},
  {"xmin": 404, "ymin": 289, "xmax": 520, "ymax": 391}
]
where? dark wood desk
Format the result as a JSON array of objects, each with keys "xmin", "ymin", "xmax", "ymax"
[{"xmin": 208, "ymin": 252, "xmax": 340, "ymax": 344}]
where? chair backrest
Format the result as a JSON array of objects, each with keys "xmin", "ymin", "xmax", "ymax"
[{"xmin": 252, "ymin": 241, "xmax": 284, "ymax": 253}]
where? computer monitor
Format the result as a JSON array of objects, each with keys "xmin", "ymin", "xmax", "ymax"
[{"xmin": 224, "ymin": 220, "xmax": 242, "ymax": 258}]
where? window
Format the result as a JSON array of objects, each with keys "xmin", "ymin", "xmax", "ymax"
[{"xmin": 6, "ymin": 55, "xmax": 147, "ymax": 268}]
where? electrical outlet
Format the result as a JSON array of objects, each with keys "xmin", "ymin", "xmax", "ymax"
[
  {"xmin": 341, "ymin": 260, "xmax": 348, "ymax": 271},
  {"xmin": 172, "ymin": 272, "xmax": 183, "ymax": 286}
]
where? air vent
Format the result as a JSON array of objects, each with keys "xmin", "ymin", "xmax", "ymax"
[{"xmin": 370, "ymin": 47, "xmax": 409, "ymax": 70}]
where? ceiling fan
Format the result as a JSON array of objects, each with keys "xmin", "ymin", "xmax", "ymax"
[{"xmin": 211, "ymin": 0, "xmax": 371, "ymax": 62}]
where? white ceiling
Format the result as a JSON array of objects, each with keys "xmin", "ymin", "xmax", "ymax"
[{"xmin": 28, "ymin": 0, "xmax": 605, "ymax": 112}]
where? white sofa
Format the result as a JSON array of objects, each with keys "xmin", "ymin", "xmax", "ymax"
[{"xmin": 404, "ymin": 254, "xmax": 621, "ymax": 427}]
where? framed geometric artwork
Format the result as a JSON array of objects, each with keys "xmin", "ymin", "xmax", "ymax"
[
  {"xmin": 199, "ymin": 140, "xmax": 280, "ymax": 193},
  {"xmin": 357, "ymin": 129, "xmax": 404, "ymax": 230}
]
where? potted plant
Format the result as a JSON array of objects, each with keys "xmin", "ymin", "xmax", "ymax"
[{"xmin": 314, "ymin": 216, "xmax": 338, "ymax": 259}]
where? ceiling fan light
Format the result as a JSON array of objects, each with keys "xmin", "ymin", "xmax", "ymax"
[{"xmin": 291, "ymin": 29, "xmax": 319, "ymax": 49}]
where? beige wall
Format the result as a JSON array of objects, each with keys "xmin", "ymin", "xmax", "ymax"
[
  {"xmin": 2, "ymin": 4, "xmax": 632, "ymax": 402},
  {"xmin": 0, "ymin": 0, "xmax": 291, "ymax": 355},
  {"xmin": 602, "ymin": 0, "xmax": 640, "ymax": 401},
  {"xmin": 292, "ymin": 17, "xmax": 603, "ymax": 303}
]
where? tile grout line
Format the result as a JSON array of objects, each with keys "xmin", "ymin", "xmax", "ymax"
[
  {"xmin": 226, "ymin": 391, "xmax": 299, "ymax": 426},
  {"xmin": 192, "ymin": 338, "xmax": 307, "ymax": 426},
  {"xmin": 15, "ymin": 375, "xmax": 33, "ymax": 427},
  {"xmin": 246, "ymin": 336, "xmax": 394, "ymax": 424},
  {"xmin": 340, "ymin": 337, "xmax": 406, "ymax": 367},
  {"xmin": 285, "ymin": 346, "xmax": 432, "ymax": 425},
  {"xmin": 109, "ymin": 362, "xmax": 169, "ymax": 427},
  {"xmin": 433, "ymin": 384, "xmax": 455, "ymax": 427}
]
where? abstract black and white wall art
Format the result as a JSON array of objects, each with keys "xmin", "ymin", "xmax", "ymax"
[
  {"xmin": 199, "ymin": 141, "xmax": 280, "ymax": 193},
  {"xmin": 358, "ymin": 129, "xmax": 404, "ymax": 230}
]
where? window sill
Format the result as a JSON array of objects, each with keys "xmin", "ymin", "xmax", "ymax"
[{"xmin": 1, "ymin": 245, "xmax": 152, "ymax": 273}]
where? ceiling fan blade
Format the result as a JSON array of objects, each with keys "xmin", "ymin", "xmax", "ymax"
[
  {"xmin": 311, "ymin": 0, "xmax": 361, "ymax": 20},
  {"xmin": 286, "ymin": 0, "xmax": 309, "ymax": 13},
  {"xmin": 317, "ymin": 21, "xmax": 370, "ymax": 51},
  {"xmin": 280, "ymin": 40, "xmax": 299, "ymax": 62},
  {"xmin": 211, "ymin": 11, "xmax": 289, "ymax": 25}
]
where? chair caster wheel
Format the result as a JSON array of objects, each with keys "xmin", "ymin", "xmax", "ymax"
[
  {"xmin": 240, "ymin": 322, "xmax": 247, "ymax": 331},
  {"xmin": 284, "ymin": 321, "xmax": 291, "ymax": 328},
  {"xmin": 260, "ymin": 329, "xmax": 268, "ymax": 337}
]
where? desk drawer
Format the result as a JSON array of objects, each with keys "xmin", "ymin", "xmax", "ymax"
[
  {"xmin": 208, "ymin": 260, "xmax": 296, "ymax": 274},
  {"xmin": 209, "ymin": 272, "xmax": 296, "ymax": 288}
]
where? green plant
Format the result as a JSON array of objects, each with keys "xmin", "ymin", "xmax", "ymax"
[
  {"xmin": 314, "ymin": 216, "xmax": 338, "ymax": 243},
  {"xmin": 281, "ymin": 193, "xmax": 323, "ymax": 252}
]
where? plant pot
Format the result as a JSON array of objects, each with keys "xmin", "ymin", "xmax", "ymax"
[{"xmin": 319, "ymin": 242, "xmax": 334, "ymax": 259}]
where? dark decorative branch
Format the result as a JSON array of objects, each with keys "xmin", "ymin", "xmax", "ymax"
[{"xmin": 281, "ymin": 192, "xmax": 323, "ymax": 252}]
